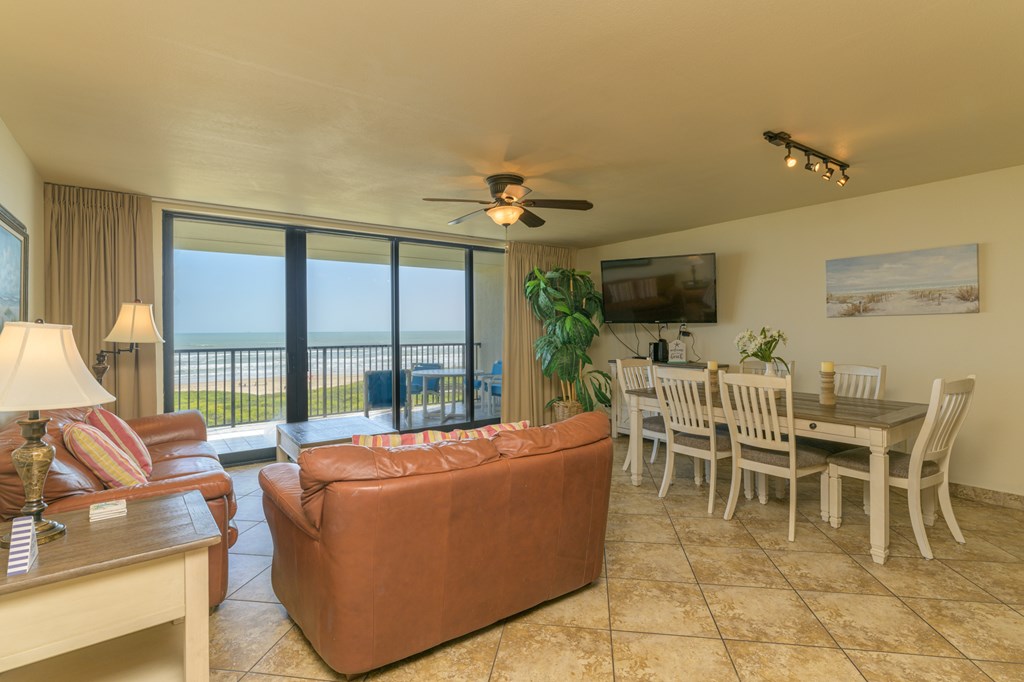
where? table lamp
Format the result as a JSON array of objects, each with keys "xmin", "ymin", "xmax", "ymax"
[
  {"xmin": 0, "ymin": 321, "xmax": 115, "ymax": 547},
  {"xmin": 92, "ymin": 299, "xmax": 164, "ymax": 384}
]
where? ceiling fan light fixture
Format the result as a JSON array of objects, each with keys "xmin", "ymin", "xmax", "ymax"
[{"xmin": 486, "ymin": 204, "xmax": 524, "ymax": 227}]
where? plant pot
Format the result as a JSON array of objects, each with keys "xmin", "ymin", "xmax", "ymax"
[{"xmin": 553, "ymin": 400, "xmax": 584, "ymax": 422}]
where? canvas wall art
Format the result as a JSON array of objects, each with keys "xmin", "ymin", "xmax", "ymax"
[
  {"xmin": 0, "ymin": 204, "xmax": 28, "ymax": 331},
  {"xmin": 826, "ymin": 244, "xmax": 979, "ymax": 318}
]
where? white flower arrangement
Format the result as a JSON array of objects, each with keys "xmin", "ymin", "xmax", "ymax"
[{"xmin": 735, "ymin": 326, "xmax": 789, "ymax": 371}]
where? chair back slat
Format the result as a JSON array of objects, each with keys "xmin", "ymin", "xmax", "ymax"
[
  {"xmin": 721, "ymin": 372, "xmax": 793, "ymax": 452},
  {"xmin": 834, "ymin": 364, "xmax": 887, "ymax": 399},
  {"xmin": 616, "ymin": 358, "xmax": 654, "ymax": 394},
  {"xmin": 653, "ymin": 366, "xmax": 713, "ymax": 437},
  {"xmin": 913, "ymin": 376, "xmax": 975, "ymax": 469}
]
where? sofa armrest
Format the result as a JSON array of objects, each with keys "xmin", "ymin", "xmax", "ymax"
[
  {"xmin": 47, "ymin": 470, "xmax": 233, "ymax": 513},
  {"xmin": 259, "ymin": 463, "xmax": 319, "ymax": 540},
  {"xmin": 127, "ymin": 410, "xmax": 208, "ymax": 446}
]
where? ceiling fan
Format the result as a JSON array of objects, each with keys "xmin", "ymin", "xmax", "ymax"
[{"xmin": 423, "ymin": 173, "xmax": 594, "ymax": 228}]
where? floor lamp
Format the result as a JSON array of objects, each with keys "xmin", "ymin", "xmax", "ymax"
[
  {"xmin": 0, "ymin": 321, "xmax": 115, "ymax": 547},
  {"xmin": 92, "ymin": 300, "xmax": 164, "ymax": 384}
]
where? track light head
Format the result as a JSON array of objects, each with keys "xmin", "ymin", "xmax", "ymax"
[
  {"xmin": 822, "ymin": 165, "xmax": 834, "ymax": 181},
  {"xmin": 784, "ymin": 145, "xmax": 797, "ymax": 168},
  {"xmin": 804, "ymin": 154, "xmax": 822, "ymax": 172},
  {"xmin": 836, "ymin": 172, "xmax": 850, "ymax": 187}
]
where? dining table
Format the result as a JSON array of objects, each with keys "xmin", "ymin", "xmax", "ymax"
[{"xmin": 621, "ymin": 383, "xmax": 929, "ymax": 564}]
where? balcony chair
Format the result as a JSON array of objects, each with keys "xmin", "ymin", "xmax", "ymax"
[
  {"xmin": 474, "ymin": 360, "xmax": 502, "ymax": 413},
  {"xmin": 827, "ymin": 375, "xmax": 976, "ymax": 559},
  {"xmin": 411, "ymin": 362, "xmax": 444, "ymax": 415},
  {"xmin": 363, "ymin": 369, "xmax": 412, "ymax": 422}
]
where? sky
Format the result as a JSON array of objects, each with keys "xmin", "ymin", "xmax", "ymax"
[
  {"xmin": 826, "ymin": 244, "xmax": 978, "ymax": 294},
  {"xmin": 174, "ymin": 250, "xmax": 467, "ymax": 333}
]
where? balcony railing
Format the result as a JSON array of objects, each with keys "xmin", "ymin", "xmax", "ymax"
[{"xmin": 173, "ymin": 342, "xmax": 481, "ymax": 428}]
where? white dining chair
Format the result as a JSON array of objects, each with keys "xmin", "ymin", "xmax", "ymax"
[
  {"xmin": 653, "ymin": 366, "xmax": 731, "ymax": 509},
  {"xmin": 827, "ymin": 375, "xmax": 976, "ymax": 559},
  {"xmin": 721, "ymin": 372, "xmax": 830, "ymax": 541},
  {"xmin": 615, "ymin": 358, "xmax": 665, "ymax": 470},
  {"xmin": 835, "ymin": 364, "xmax": 887, "ymax": 399}
]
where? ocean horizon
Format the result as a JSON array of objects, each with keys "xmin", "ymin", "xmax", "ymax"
[{"xmin": 175, "ymin": 330, "xmax": 465, "ymax": 350}]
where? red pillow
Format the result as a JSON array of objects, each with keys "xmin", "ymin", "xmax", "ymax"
[
  {"xmin": 63, "ymin": 423, "xmax": 148, "ymax": 488},
  {"xmin": 84, "ymin": 407, "xmax": 153, "ymax": 476}
]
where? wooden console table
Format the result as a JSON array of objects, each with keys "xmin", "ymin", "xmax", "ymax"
[
  {"xmin": 277, "ymin": 415, "xmax": 395, "ymax": 462},
  {"xmin": 0, "ymin": 491, "xmax": 220, "ymax": 679}
]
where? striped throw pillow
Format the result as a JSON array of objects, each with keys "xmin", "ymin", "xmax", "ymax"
[
  {"xmin": 450, "ymin": 421, "xmax": 530, "ymax": 441},
  {"xmin": 351, "ymin": 430, "xmax": 449, "ymax": 447},
  {"xmin": 63, "ymin": 423, "xmax": 148, "ymax": 488},
  {"xmin": 85, "ymin": 407, "xmax": 153, "ymax": 476}
]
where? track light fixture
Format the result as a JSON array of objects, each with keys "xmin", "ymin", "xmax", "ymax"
[{"xmin": 764, "ymin": 131, "xmax": 850, "ymax": 188}]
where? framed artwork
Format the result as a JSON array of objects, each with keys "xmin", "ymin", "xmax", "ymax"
[
  {"xmin": 0, "ymin": 203, "xmax": 28, "ymax": 330},
  {"xmin": 826, "ymin": 244, "xmax": 979, "ymax": 318}
]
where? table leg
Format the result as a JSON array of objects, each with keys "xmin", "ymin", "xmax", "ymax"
[
  {"xmin": 868, "ymin": 437, "xmax": 891, "ymax": 564},
  {"xmin": 183, "ymin": 548, "xmax": 209, "ymax": 681},
  {"xmin": 628, "ymin": 398, "xmax": 642, "ymax": 485}
]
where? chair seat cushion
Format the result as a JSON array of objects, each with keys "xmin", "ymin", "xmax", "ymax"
[
  {"xmin": 742, "ymin": 443, "xmax": 828, "ymax": 469},
  {"xmin": 672, "ymin": 430, "xmax": 732, "ymax": 452},
  {"xmin": 829, "ymin": 447, "xmax": 940, "ymax": 478},
  {"xmin": 642, "ymin": 416, "xmax": 666, "ymax": 434}
]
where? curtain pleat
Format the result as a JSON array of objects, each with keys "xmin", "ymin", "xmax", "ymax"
[
  {"xmin": 44, "ymin": 184, "xmax": 156, "ymax": 419},
  {"xmin": 501, "ymin": 241, "xmax": 575, "ymax": 425}
]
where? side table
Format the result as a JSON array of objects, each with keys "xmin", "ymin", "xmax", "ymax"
[{"xmin": 0, "ymin": 490, "xmax": 221, "ymax": 680}]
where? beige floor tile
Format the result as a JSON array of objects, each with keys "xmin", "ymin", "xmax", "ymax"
[
  {"xmin": 251, "ymin": 625, "xmax": 344, "ymax": 680},
  {"xmin": 845, "ymin": 650, "xmax": 989, "ymax": 681},
  {"xmin": 742, "ymin": 519, "xmax": 843, "ymax": 553},
  {"xmin": 608, "ymin": 578, "xmax": 719, "ymax": 637},
  {"xmin": 660, "ymin": 490, "xmax": 724, "ymax": 518},
  {"xmin": 516, "ymin": 579, "xmax": 609, "ymax": 629},
  {"xmin": 979, "ymin": 530, "xmax": 1024, "ymax": 560},
  {"xmin": 904, "ymin": 598, "xmax": 1024, "ymax": 662},
  {"xmin": 702, "ymin": 585, "xmax": 835, "ymax": 647},
  {"xmin": 940, "ymin": 560, "xmax": 1024, "ymax": 603},
  {"xmin": 211, "ymin": 671, "xmax": 244, "ymax": 682},
  {"xmin": 612, "ymin": 631, "xmax": 738, "ymax": 681},
  {"xmin": 604, "ymin": 541, "xmax": 696, "ymax": 582},
  {"xmin": 231, "ymin": 566, "xmax": 281, "ymax": 603},
  {"xmin": 235, "ymin": 493, "xmax": 268, "ymax": 522},
  {"xmin": 725, "ymin": 641, "xmax": 864, "ymax": 682},
  {"xmin": 849, "ymin": 555, "xmax": 997, "ymax": 602},
  {"xmin": 365, "ymin": 623, "xmax": 501, "ymax": 681},
  {"xmin": 672, "ymin": 517, "xmax": 759, "ymax": 548},
  {"xmin": 768, "ymin": 551, "xmax": 889, "ymax": 595},
  {"xmin": 210, "ymin": 599, "xmax": 294, "ymax": 671},
  {"xmin": 893, "ymin": 527, "xmax": 1020, "ymax": 562},
  {"xmin": 608, "ymin": 490, "xmax": 668, "ymax": 515},
  {"xmin": 813, "ymin": 522, "xmax": 924, "ymax": 558},
  {"xmin": 227, "ymin": 553, "xmax": 274, "ymax": 596},
  {"xmin": 605, "ymin": 512, "xmax": 678, "ymax": 544},
  {"xmin": 728, "ymin": 497, "xmax": 794, "ymax": 522},
  {"xmin": 234, "ymin": 519, "xmax": 260, "ymax": 534},
  {"xmin": 800, "ymin": 591, "xmax": 959, "ymax": 657},
  {"xmin": 973, "ymin": 660, "xmax": 1024, "ymax": 681},
  {"xmin": 944, "ymin": 505, "xmax": 1024, "ymax": 534},
  {"xmin": 685, "ymin": 546, "xmax": 788, "ymax": 588},
  {"xmin": 230, "ymin": 521, "xmax": 276, "ymax": 556},
  {"xmin": 491, "ymin": 622, "xmax": 613, "ymax": 681},
  {"xmin": 242, "ymin": 674, "xmax": 352, "ymax": 682}
]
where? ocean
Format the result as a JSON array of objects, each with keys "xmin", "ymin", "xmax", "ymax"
[{"xmin": 175, "ymin": 330, "xmax": 464, "ymax": 350}]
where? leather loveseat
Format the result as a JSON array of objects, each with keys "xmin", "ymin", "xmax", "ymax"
[
  {"xmin": 0, "ymin": 408, "xmax": 238, "ymax": 606},
  {"xmin": 259, "ymin": 411, "xmax": 612, "ymax": 676}
]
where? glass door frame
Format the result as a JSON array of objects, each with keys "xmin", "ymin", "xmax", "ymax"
[{"xmin": 162, "ymin": 210, "xmax": 504, "ymax": 449}]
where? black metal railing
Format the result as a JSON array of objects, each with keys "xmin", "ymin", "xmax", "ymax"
[{"xmin": 172, "ymin": 342, "xmax": 481, "ymax": 428}]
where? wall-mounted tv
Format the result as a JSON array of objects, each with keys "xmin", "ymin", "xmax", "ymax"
[{"xmin": 600, "ymin": 253, "xmax": 717, "ymax": 324}]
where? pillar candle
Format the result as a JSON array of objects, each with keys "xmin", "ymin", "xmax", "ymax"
[
  {"xmin": 707, "ymin": 361, "xmax": 718, "ymax": 371},
  {"xmin": 820, "ymin": 361, "xmax": 834, "ymax": 373}
]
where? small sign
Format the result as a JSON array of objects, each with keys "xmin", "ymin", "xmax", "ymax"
[
  {"xmin": 667, "ymin": 339, "xmax": 687, "ymax": 363},
  {"xmin": 6, "ymin": 516, "xmax": 38, "ymax": 576}
]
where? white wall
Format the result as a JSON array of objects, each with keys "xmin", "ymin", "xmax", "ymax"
[
  {"xmin": 578, "ymin": 164, "xmax": 1024, "ymax": 496},
  {"xmin": 0, "ymin": 117, "xmax": 43, "ymax": 320}
]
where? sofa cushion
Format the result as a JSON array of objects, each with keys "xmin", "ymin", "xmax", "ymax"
[
  {"xmin": 86, "ymin": 407, "xmax": 153, "ymax": 476},
  {"xmin": 63, "ymin": 423, "xmax": 148, "ymax": 488},
  {"xmin": 150, "ymin": 452, "xmax": 233, "ymax": 482},
  {"xmin": 148, "ymin": 439, "xmax": 220, "ymax": 462},
  {"xmin": 493, "ymin": 412, "xmax": 610, "ymax": 459}
]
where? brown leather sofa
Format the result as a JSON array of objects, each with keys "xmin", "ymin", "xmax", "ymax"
[
  {"xmin": 259, "ymin": 411, "xmax": 612, "ymax": 676},
  {"xmin": 0, "ymin": 408, "xmax": 238, "ymax": 606}
]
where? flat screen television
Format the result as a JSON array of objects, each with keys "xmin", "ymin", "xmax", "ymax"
[{"xmin": 600, "ymin": 253, "xmax": 717, "ymax": 323}]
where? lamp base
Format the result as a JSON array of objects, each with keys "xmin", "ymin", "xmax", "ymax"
[
  {"xmin": 0, "ymin": 518, "xmax": 65, "ymax": 548},
  {"xmin": 2, "ymin": 414, "xmax": 67, "ymax": 549}
]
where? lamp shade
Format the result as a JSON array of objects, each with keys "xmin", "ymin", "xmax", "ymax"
[
  {"xmin": 0, "ymin": 322, "xmax": 115, "ymax": 410},
  {"xmin": 104, "ymin": 302, "xmax": 164, "ymax": 344},
  {"xmin": 486, "ymin": 205, "xmax": 524, "ymax": 227}
]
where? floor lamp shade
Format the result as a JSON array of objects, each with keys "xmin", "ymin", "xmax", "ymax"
[{"xmin": 104, "ymin": 302, "xmax": 164, "ymax": 344}]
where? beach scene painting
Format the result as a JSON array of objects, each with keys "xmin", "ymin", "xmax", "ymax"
[
  {"xmin": 826, "ymin": 244, "xmax": 979, "ymax": 318},
  {"xmin": 0, "ymin": 208, "xmax": 27, "ymax": 331}
]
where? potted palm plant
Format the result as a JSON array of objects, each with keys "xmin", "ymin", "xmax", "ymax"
[{"xmin": 524, "ymin": 267, "xmax": 612, "ymax": 421}]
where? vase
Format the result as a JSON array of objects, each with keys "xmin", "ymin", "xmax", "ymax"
[{"xmin": 763, "ymin": 361, "xmax": 778, "ymax": 377}]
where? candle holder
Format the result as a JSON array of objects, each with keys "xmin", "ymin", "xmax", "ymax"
[{"xmin": 819, "ymin": 370, "xmax": 836, "ymax": 406}]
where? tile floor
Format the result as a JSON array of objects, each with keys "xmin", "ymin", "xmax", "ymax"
[{"xmin": 216, "ymin": 436, "xmax": 1024, "ymax": 681}]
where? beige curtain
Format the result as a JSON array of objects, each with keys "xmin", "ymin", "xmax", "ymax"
[
  {"xmin": 44, "ymin": 185, "xmax": 157, "ymax": 419},
  {"xmin": 501, "ymin": 241, "xmax": 575, "ymax": 425}
]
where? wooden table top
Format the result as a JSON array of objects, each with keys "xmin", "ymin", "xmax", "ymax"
[
  {"xmin": 0, "ymin": 490, "xmax": 220, "ymax": 596},
  {"xmin": 625, "ymin": 387, "xmax": 928, "ymax": 429},
  {"xmin": 277, "ymin": 415, "xmax": 395, "ymax": 446}
]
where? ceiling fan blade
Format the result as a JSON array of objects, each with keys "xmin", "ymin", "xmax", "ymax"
[
  {"xmin": 423, "ymin": 198, "xmax": 492, "ymax": 204},
  {"xmin": 447, "ymin": 208, "xmax": 488, "ymax": 225},
  {"xmin": 521, "ymin": 199, "xmax": 594, "ymax": 211},
  {"xmin": 519, "ymin": 209, "xmax": 546, "ymax": 228},
  {"xmin": 500, "ymin": 184, "xmax": 532, "ymax": 201}
]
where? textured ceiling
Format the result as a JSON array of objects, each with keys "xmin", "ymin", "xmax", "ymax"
[{"xmin": 1, "ymin": 1, "xmax": 1022, "ymax": 247}]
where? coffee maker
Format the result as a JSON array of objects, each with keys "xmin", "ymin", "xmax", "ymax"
[{"xmin": 648, "ymin": 338, "xmax": 668, "ymax": 363}]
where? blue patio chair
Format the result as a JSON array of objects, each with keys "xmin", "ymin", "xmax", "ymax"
[
  {"xmin": 474, "ymin": 360, "xmax": 501, "ymax": 412},
  {"xmin": 363, "ymin": 369, "xmax": 411, "ymax": 421},
  {"xmin": 411, "ymin": 362, "xmax": 444, "ymax": 413}
]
